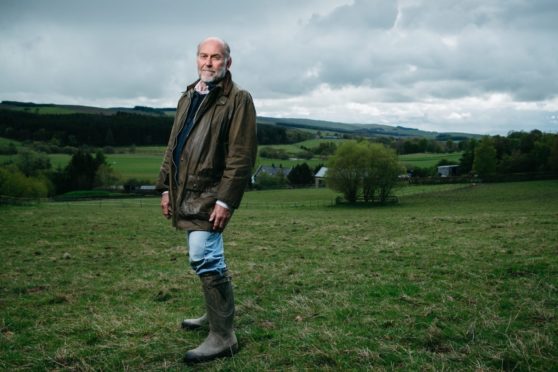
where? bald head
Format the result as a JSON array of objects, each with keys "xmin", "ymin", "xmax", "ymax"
[
  {"xmin": 196, "ymin": 37, "xmax": 232, "ymax": 83},
  {"xmin": 197, "ymin": 37, "xmax": 231, "ymax": 60}
]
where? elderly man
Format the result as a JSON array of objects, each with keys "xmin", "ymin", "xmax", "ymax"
[{"xmin": 157, "ymin": 37, "xmax": 257, "ymax": 363}]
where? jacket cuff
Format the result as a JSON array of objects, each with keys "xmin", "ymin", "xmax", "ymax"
[{"xmin": 216, "ymin": 200, "xmax": 230, "ymax": 209}]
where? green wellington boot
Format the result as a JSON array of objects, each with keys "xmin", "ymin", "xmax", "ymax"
[
  {"xmin": 183, "ymin": 273, "xmax": 238, "ymax": 363},
  {"xmin": 181, "ymin": 313, "xmax": 208, "ymax": 330}
]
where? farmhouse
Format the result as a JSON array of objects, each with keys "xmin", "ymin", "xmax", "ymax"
[
  {"xmin": 314, "ymin": 166, "xmax": 328, "ymax": 188},
  {"xmin": 252, "ymin": 165, "xmax": 292, "ymax": 184},
  {"xmin": 437, "ymin": 165, "xmax": 459, "ymax": 177},
  {"xmin": 126, "ymin": 184, "xmax": 158, "ymax": 195}
]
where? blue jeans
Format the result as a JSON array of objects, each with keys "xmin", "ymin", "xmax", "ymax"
[{"xmin": 187, "ymin": 231, "xmax": 227, "ymax": 276}]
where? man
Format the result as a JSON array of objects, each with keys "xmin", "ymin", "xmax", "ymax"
[{"xmin": 157, "ymin": 37, "xmax": 257, "ymax": 363}]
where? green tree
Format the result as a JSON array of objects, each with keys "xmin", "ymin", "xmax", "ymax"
[
  {"xmin": 95, "ymin": 164, "xmax": 120, "ymax": 188},
  {"xmin": 287, "ymin": 163, "xmax": 314, "ymax": 186},
  {"xmin": 459, "ymin": 139, "xmax": 477, "ymax": 174},
  {"xmin": 15, "ymin": 149, "xmax": 51, "ymax": 177},
  {"xmin": 326, "ymin": 141, "xmax": 368, "ymax": 203},
  {"xmin": 55, "ymin": 150, "xmax": 111, "ymax": 193},
  {"xmin": 0, "ymin": 167, "xmax": 49, "ymax": 198},
  {"xmin": 327, "ymin": 141, "xmax": 403, "ymax": 203},
  {"xmin": 473, "ymin": 136, "xmax": 497, "ymax": 177},
  {"xmin": 255, "ymin": 172, "xmax": 288, "ymax": 189},
  {"xmin": 548, "ymin": 136, "xmax": 558, "ymax": 172},
  {"xmin": 104, "ymin": 128, "xmax": 115, "ymax": 146},
  {"xmin": 362, "ymin": 143, "xmax": 404, "ymax": 203}
]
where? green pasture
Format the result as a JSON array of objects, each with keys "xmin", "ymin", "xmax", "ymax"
[
  {"xmin": 399, "ymin": 152, "xmax": 462, "ymax": 168},
  {"xmin": 265, "ymin": 138, "xmax": 344, "ymax": 153},
  {"xmin": 1, "ymin": 180, "xmax": 557, "ymax": 370},
  {"xmin": 0, "ymin": 137, "xmax": 21, "ymax": 147},
  {"xmin": 1, "ymin": 153, "xmax": 163, "ymax": 182},
  {"xmin": 106, "ymin": 154, "xmax": 162, "ymax": 182},
  {"xmin": 1, "ymin": 139, "xmax": 463, "ymax": 179}
]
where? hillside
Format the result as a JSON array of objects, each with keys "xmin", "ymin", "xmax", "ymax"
[
  {"xmin": 0, "ymin": 101, "xmax": 480, "ymax": 141},
  {"xmin": 257, "ymin": 116, "xmax": 478, "ymax": 140}
]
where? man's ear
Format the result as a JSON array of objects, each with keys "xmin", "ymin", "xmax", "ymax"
[{"xmin": 226, "ymin": 57, "xmax": 232, "ymax": 69}]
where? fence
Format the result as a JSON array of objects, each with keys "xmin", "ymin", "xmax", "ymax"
[
  {"xmin": 1, "ymin": 195, "xmax": 337, "ymax": 209},
  {"xmin": 408, "ymin": 172, "xmax": 558, "ymax": 185}
]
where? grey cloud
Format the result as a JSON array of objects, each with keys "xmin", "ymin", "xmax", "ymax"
[
  {"xmin": 1, "ymin": 0, "xmax": 557, "ymax": 134},
  {"xmin": 286, "ymin": 0, "xmax": 558, "ymax": 104},
  {"xmin": 307, "ymin": 0, "xmax": 398, "ymax": 30}
]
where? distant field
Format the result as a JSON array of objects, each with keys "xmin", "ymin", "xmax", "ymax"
[
  {"xmin": 0, "ymin": 139, "xmax": 462, "ymax": 179},
  {"xmin": 0, "ymin": 145, "xmax": 461, "ymax": 180},
  {"xmin": 107, "ymin": 154, "xmax": 162, "ymax": 181},
  {"xmin": 1, "ymin": 180, "xmax": 556, "ymax": 370},
  {"xmin": 265, "ymin": 138, "xmax": 345, "ymax": 152},
  {"xmin": 1, "ymin": 151, "xmax": 161, "ymax": 181},
  {"xmin": 0, "ymin": 137, "xmax": 21, "ymax": 147},
  {"xmin": 256, "ymin": 158, "xmax": 325, "ymax": 169},
  {"xmin": 399, "ymin": 152, "xmax": 462, "ymax": 168},
  {"xmin": 2, "ymin": 106, "xmax": 79, "ymax": 115}
]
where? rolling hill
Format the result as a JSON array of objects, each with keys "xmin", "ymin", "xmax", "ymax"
[{"xmin": 0, "ymin": 100, "xmax": 479, "ymax": 140}]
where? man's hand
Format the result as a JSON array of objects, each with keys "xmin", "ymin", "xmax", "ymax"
[
  {"xmin": 161, "ymin": 192, "xmax": 172, "ymax": 219},
  {"xmin": 209, "ymin": 203, "xmax": 231, "ymax": 231}
]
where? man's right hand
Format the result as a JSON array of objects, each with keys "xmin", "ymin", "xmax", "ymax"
[{"xmin": 161, "ymin": 192, "xmax": 172, "ymax": 219}]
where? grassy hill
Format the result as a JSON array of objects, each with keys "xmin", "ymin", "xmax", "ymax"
[
  {"xmin": 1, "ymin": 181, "xmax": 556, "ymax": 369},
  {"xmin": 0, "ymin": 100, "xmax": 480, "ymax": 140},
  {"xmin": 0, "ymin": 101, "xmax": 173, "ymax": 117},
  {"xmin": 258, "ymin": 116, "xmax": 478, "ymax": 140}
]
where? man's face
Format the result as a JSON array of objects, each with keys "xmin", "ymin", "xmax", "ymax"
[{"xmin": 197, "ymin": 40, "xmax": 231, "ymax": 83}]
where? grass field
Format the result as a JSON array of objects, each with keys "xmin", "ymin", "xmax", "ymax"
[
  {"xmin": 1, "ymin": 181, "xmax": 557, "ymax": 370},
  {"xmin": 0, "ymin": 138, "xmax": 462, "ymax": 180},
  {"xmin": 399, "ymin": 152, "xmax": 463, "ymax": 168},
  {"xmin": 0, "ymin": 137, "xmax": 21, "ymax": 147},
  {"xmin": 2, "ymin": 151, "xmax": 460, "ymax": 180}
]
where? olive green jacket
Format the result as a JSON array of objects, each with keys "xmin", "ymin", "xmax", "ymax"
[{"xmin": 156, "ymin": 71, "xmax": 257, "ymax": 230}]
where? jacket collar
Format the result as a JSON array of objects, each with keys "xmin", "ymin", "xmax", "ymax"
[{"xmin": 186, "ymin": 70, "xmax": 233, "ymax": 96}]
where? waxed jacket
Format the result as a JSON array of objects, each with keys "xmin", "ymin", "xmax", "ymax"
[{"xmin": 156, "ymin": 71, "xmax": 257, "ymax": 230}]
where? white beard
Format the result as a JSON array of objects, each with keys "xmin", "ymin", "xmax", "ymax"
[{"xmin": 200, "ymin": 66, "xmax": 227, "ymax": 83}]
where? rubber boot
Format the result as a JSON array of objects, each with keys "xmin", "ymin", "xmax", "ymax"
[
  {"xmin": 181, "ymin": 313, "xmax": 208, "ymax": 330},
  {"xmin": 183, "ymin": 272, "xmax": 238, "ymax": 363}
]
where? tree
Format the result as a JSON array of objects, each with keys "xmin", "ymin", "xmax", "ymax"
[
  {"xmin": 548, "ymin": 136, "xmax": 558, "ymax": 173},
  {"xmin": 0, "ymin": 167, "xmax": 49, "ymax": 198},
  {"xmin": 255, "ymin": 172, "xmax": 288, "ymax": 189},
  {"xmin": 327, "ymin": 141, "xmax": 403, "ymax": 203},
  {"xmin": 473, "ymin": 136, "xmax": 497, "ymax": 177},
  {"xmin": 326, "ymin": 141, "xmax": 368, "ymax": 203},
  {"xmin": 15, "ymin": 149, "xmax": 51, "ymax": 177},
  {"xmin": 287, "ymin": 163, "xmax": 314, "ymax": 186},
  {"xmin": 95, "ymin": 164, "xmax": 120, "ymax": 188},
  {"xmin": 55, "ymin": 150, "xmax": 111, "ymax": 193},
  {"xmin": 362, "ymin": 144, "xmax": 404, "ymax": 203},
  {"xmin": 459, "ymin": 139, "xmax": 477, "ymax": 174}
]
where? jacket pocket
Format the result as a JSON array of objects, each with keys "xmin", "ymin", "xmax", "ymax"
[
  {"xmin": 185, "ymin": 175, "xmax": 215, "ymax": 192},
  {"xmin": 180, "ymin": 176, "xmax": 218, "ymax": 220},
  {"xmin": 178, "ymin": 190, "xmax": 216, "ymax": 220}
]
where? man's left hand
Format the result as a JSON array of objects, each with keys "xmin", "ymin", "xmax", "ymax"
[{"xmin": 209, "ymin": 203, "xmax": 231, "ymax": 231}]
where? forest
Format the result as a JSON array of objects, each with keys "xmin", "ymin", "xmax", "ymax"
[{"xmin": 0, "ymin": 109, "xmax": 307, "ymax": 147}]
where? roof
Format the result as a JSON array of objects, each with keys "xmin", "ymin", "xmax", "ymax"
[
  {"xmin": 314, "ymin": 167, "xmax": 328, "ymax": 178},
  {"xmin": 253, "ymin": 165, "xmax": 292, "ymax": 177}
]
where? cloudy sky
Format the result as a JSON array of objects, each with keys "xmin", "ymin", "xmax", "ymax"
[{"xmin": 1, "ymin": 0, "xmax": 557, "ymax": 134}]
